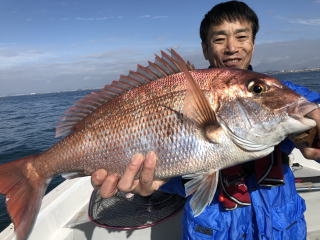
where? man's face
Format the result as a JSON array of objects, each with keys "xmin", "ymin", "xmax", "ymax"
[{"xmin": 202, "ymin": 20, "xmax": 254, "ymax": 70}]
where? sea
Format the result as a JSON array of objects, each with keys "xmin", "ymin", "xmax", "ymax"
[{"xmin": 0, "ymin": 70, "xmax": 320, "ymax": 233}]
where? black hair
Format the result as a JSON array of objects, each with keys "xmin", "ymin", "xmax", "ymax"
[{"xmin": 200, "ymin": 1, "xmax": 259, "ymax": 42}]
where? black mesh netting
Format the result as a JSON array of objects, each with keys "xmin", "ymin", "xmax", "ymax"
[{"xmin": 88, "ymin": 189, "xmax": 186, "ymax": 229}]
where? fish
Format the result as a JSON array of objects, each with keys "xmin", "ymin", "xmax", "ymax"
[{"xmin": 0, "ymin": 49, "xmax": 318, "ymax": 240}]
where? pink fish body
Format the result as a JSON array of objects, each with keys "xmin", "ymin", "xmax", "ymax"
[{"xmin": 0, "ymin": 49, "xmax": 318, "ymax": 240}]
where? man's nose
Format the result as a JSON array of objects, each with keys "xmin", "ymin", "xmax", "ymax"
[{"xmin": 225, "ymin": 38, "xmax": 238, "ymax": 54}]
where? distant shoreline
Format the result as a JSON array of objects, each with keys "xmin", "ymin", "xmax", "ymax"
[
  {"xmin": 0, "ymin": 89, "xmax": 97, "ymax": 98},
  {"xmin": 264, "ymin": 67, "xmax": 320, "ymax": 75}
]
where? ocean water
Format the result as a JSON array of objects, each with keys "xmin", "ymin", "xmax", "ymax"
[
  {"xmin": 0, "ymin": 71, "xmax": 319, "ymax": 232},
  {"xmin": 0, "ymin": 89, "xmax": 93, "ymax": 232}
]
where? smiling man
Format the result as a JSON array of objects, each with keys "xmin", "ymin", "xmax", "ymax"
[
  {"xmin": 202, "ymin": 21, "xmax": 254, "ymax": 69},
  {"xmin": 91, "ymin": 1, "xmax": 320, "ymax": 239}
]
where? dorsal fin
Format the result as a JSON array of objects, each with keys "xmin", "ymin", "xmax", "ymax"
[
  {"xmin": 171, "ymin": 49, "xmax": 217, "ymax": 128},
  {"xmin": 55, "ymin": 49, "xmax": 195, "ymax": 137}
]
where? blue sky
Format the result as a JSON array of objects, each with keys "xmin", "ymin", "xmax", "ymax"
[{"xmin": 1, "ymin": 0, "xmax": 320, "ymax": 96}]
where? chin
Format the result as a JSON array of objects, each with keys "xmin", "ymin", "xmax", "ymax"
[{"xmin": 225, "ymin": 65, "xmax": 243, "ymax": 69}]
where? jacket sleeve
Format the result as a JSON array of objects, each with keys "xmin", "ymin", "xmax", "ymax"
[
  {"xmin": 159, "ymin": 176, "xmax": 186, "ymax": 197},
  {"xmin": 282, "ymin": 80, "xmax": 320, "ymax": 103},
  {"xmin": 280, "ymin": 81, "xmax": 320, "ymax": 154}
]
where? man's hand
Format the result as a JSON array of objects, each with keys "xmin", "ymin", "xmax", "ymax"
[
  {"xmin": 300, "ymin": 108, "xmax": 320, "ymax": 160},
  {"xmin": 91, "ymin": 151, "xmax": 166, "ymax": 198}
]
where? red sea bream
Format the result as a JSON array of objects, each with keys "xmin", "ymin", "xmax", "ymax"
[{"xmin": 0, "ymin": 49, "xmax": 318, "ymax": 240}]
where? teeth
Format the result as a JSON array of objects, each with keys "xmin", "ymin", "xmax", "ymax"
[{"xmin": 226, "ymin": 59, "xmax": 240, "ymax": 63}]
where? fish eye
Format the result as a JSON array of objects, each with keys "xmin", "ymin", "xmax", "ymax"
[{"xmin": 248, "ymin": 81, "xmax": 267, "ymax": 94}]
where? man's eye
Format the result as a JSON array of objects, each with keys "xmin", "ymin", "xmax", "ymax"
[
  {"xmin": 214, "ymin": 38, "xmax": 224, "ymax": 43},
  {"xmin": 237, "ymin": 35, "xmax": 248, "ymax": 40}
]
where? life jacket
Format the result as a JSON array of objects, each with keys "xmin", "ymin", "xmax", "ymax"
[
  {"xmin": 219, "ymin": 125, "xmax": 319, "ymax": 210},
  {"xmin": 218, "ymin": 145, "xmax": 286, "ymax": 210}
]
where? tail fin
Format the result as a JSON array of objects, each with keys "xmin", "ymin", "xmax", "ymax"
[{"xmin": 0, "ymin": 155, "xmax": 47, "ymax": 240}]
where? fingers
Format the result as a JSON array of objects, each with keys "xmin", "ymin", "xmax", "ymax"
[
  {"xmin": 117, "ymin": 153, "xmax": 144, "ymax": 192},
  {"xmin": 100, "ymin": 173, "xmax": 120, "ymax": 198},
  {"xmin": 91, "ymin": 169, "xmax": 120, "ymax": 198},
  {"xmin": 307, "ymin": 109, "xmax": 320, "ymax": 137},
  {"xmin": 301, "ymin": 108, "xmax": 320, "ymax": 160},
  {"xmin": 301, "ymin": 147, "xmax": 320, "ymax": 161},
  {"xmin": 91, "ymin": 151, "xmax": 162, "ymax": 199},
  {"xmin": 117, "ymin": 151, "xmax": 161, "ymax": 196},
  {"xmin": 91, "ymin": 169, "xmax": 108, "ymax": 188},
  {"xmin": 140, "ymin": 152, "xmax": 157, "ymax": 185},
  {"xmin": 136, "ymin": 151, "xmax": 158, "ymax": 196}
]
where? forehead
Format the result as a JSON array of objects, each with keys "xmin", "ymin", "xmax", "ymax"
[{"xmin": 207, "ymin": 20, "xmax": 252, "ymax": 36}]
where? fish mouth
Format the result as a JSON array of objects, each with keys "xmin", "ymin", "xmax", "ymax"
[
  {"xmin": 288, "ymin": 98, "xmax": 319, "ymax": 117},
  {"xmin": 296, "ymin": 99, "xmax": 319, "ymax": 116},
  {"xmin": 288, "ymin": 99, "xmax": 319, "ymax": 128},
  {"xmin": 290, "ymin": 115, "xmax": 316, "ymax": 128}
]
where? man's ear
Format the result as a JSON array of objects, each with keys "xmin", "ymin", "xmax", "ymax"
[{"xmin": 201, "ymin": 42, "xmax": 209, "ymax": 60}]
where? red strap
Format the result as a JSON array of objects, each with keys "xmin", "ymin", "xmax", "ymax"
[
  {"xmin": 255, "ymin": 146, "xmax": 284, "ymax": 187},
  {"xmin": 219, "ymin": 166, "xmax": 251, "ymax": 210}
]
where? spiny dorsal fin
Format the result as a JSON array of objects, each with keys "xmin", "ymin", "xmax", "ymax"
[{"xmin": 56, "ymin": 49, "xmax": 195, "ymax": 137}]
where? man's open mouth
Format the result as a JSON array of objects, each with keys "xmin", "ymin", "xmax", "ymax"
[{"xmin": 223, "ymin": 58, "xmax": 242, "ymax": 63}]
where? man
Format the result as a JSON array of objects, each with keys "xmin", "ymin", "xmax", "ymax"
[{"xmin": 92, "ymin": 1, "xmax": 320, "ymax": 239}]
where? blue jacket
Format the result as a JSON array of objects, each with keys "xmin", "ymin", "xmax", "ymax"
[{"xmin": 161, "ymin": 81, "xmax": 320, "ymax": 240}]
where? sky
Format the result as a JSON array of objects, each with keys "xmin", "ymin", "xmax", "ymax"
[{"xmin": 1, "ymin": 0, "xmax": 320, "ymax": 96}]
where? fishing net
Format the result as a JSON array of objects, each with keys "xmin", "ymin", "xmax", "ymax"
[{"xmin": 88, "ymin": 189, "xmax": 186, "ymax": 229}]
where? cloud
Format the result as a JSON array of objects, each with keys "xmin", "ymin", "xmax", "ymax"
[
  {"xmin": 2, "ymin": 39, "xmax": 320, "ymax": 96},
  {"xmin": 279, "ymin": 16, "xmax": 320, "ymax": 26},
  {"xmin": 138, "ymin": 14, "xmax": 151, "ymax": 19},
  {"xmin": 290, "ymin": 18, "xmax": 320, "ymax": 26},
  {"xmin": 0, "ymin": 46, "xmax": 203, "ymax": 96},
  {"xmin": 253, "ymin": 39, "xmax": 320, "ymax": 72},
  {"xmin": 152, "ymin": 16, "xmax": 168, "ymax": 19},
  {"xmin": 138, "ymin": 15, "xmax": 168, "ymax": 19},
  {"xmin": 75, "ymin": 16, "xmax": 123, "ymax": 21},
  {"xmin": 82, "ymin": 49, "xmax": 144, "ymax": 61},
  {"xmin": 0, "ymin": 48, "xmax": 154, "ymax": 96},
  {"xmin": 75, "ymin": 15, "xmax": 167, "ymax": 21},
  {"xmin": 0, "ymin": 48, "xmax": 53, "ymax": 68},
  {"xmin": 0, "ymin": 60, "xmax": 117, "ymax": 96}
]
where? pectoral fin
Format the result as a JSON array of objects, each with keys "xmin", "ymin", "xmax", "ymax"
[
  {"xmin": 172, "ymin": 51, "xmax": 219, "ymax": 136},
  {"xmin": 183, "ymin": 169, "xmax": 219, "ymax": 216}
]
